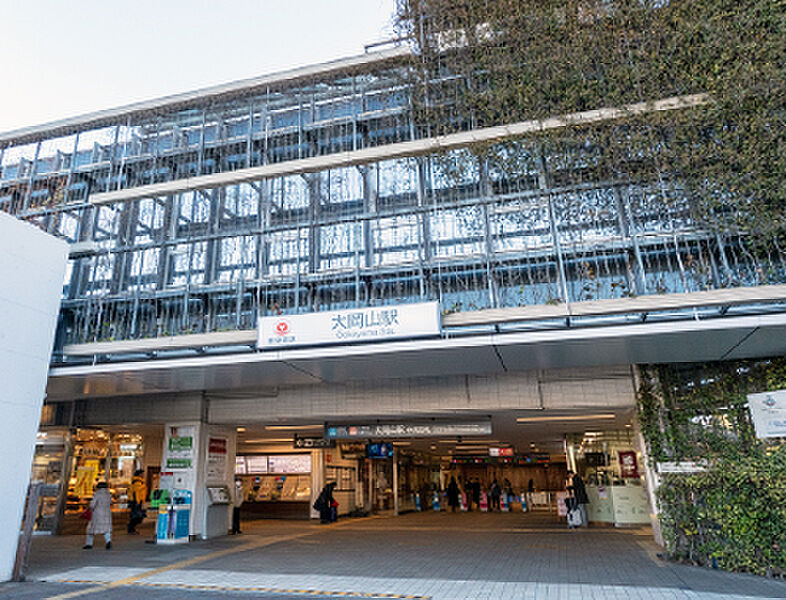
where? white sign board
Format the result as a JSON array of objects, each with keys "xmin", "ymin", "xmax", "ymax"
[
  {"xmin": 258, "ymin": 302, "xmax": 440, "ymax": 350},
  {"xmin": 657, "ymin": 461, "xmax": 707, "ymax": 474},
  {"xmin": 747, "ymin": 389, "xmax": 786, "ymax": 439}
]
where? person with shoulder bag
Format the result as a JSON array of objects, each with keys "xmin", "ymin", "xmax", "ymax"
[{"xmin": 127, "ymin": 469, "xmax": 148, "ymax": 535}]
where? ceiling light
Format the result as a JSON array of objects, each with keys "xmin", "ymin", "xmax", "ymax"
[
  {"xmin": 392, "ymin": 441, "xmax": 410, "ymax": 446},
  {"xmin": 265, "ymin": 424, "xmax": 323, "ymax": 431},
  {"xmin": 516, "ymin": 414, "xmax": 616, "ymax": 423},
  {"xmin": 243, "ymin": 438, "xmax": 293, "ymax": 443},
  {"xmin": 236, "ymin": 427, "xmax": 246, "ymax": 432}
]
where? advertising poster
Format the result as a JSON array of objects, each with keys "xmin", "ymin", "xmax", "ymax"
[
  {"xmin": 207, "ymin": 437, "xmax": 228, "ymax": 480},
  {"xmin": 166, "ymin": 426, "xmax": 195, "ymax": 469},
  {"xmin": 75, "ymin": 465, "xmax": 96, "ymax": 497},
  {"xmin": 618, "ymin": 451, "xmax": 640, "ymax": 478}
]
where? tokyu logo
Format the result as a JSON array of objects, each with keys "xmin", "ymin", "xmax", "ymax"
[{"xmin": 274, "ymin": 320, "xmax": 290, "ymax": 336}]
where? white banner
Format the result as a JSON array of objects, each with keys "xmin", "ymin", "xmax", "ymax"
[
  {"xmin": 747, "ymin": 390, "xmax": 786, "ymax": 439},
  {"xmin": 258, "ymin": 302, "xmax": 440, "ymax": 350}
]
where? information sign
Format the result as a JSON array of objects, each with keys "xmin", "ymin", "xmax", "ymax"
[
  {"xmin": 489, "ymin": 447, "xmax": 513, "ymax": 457},
  {"xmin": 293, "ymin": 437, "xmax": 335, "ymax": 449},
  {"xmin": 245, "ymin": 456, "xmax": 268, "ymax": 474},
  {"xmin": 747, "ymin": 389, "xmax": 786, "ymax": 438},
  {"xmin": 258, "ymin": 302, "xmax": 440, "ymax": 350},
  {"xmin": 657, "ymin": 461, "xmax": 707, "ymax": 474},
  {"xmin": 268, "ymin": 454, "xmax": 311, "ymax": 474},
  {"xmin": 325, "ymin": 420, "xmax": 492, "ymax": 439}
]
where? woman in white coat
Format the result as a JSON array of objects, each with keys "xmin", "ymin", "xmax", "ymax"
[{"xmin": 84, "ymin": 482, "xmax": 112, "ymax": 550}]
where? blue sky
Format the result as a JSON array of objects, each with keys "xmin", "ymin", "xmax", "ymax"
[{"xmin": 0, "ymin": 0, "xmax": 397, "ymax": 133}]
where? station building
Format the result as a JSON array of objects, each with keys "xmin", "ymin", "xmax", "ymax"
[{"xmin": 2, "ymin": 33, "xmax": 786, "ymax": 552}]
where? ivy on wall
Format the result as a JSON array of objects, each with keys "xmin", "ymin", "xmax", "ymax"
[
  {"xmin": 395, "ymin": 0, "xmax": 786, "ymax": 240},
  {"xmin": 637, "ymin": 360, "xmax": 786, "ymax": 577}
]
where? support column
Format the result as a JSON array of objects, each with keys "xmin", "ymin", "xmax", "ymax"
[
  {"xmin": 161, "ymin": 420, "xmax": 236, "ymax": 540},
  {"xmin": 310, "ymin": 450, "xmax": 325, "ymax": 520},
  {"xmin": 367, "ymin": 459, "xmax": 373, "ymax": 513},
  {"xmin": 631, "ymin": 366, "xmax": 665, "ymax": 546},
  {"xmin": 393, "ymin": 448, "xmax": 399, "ymax": 516}
]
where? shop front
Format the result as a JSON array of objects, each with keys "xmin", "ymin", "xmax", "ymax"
[
  {"xmin": 236, "ymin": 452, "xmax": 313, "ymax": 519},
  {"xmin": 31, "ymin": 427, "xmax": 154, "ymax": 534},
  {"xmin": 566, "ymin": 430, "xmax": 651, "ymax": 527}
]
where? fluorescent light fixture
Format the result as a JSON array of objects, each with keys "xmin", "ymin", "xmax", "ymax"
[
  {"xmin": 392, "ymin": 441, "xmax": 411, "ymax": 446},
  {"xmin": 265, "ymin": 424, "xmax": 323, "ymax": 431},
  {"xmin": 516, "ymin": 414, "xmax": 616, "ymax": 423},
  {"xmin": 236, "ymin": 427, "xmax": 246, "ymax": 432},
  {"xmin": 243, "ymin": 438, "xmax": 293, "ymax": 443}
]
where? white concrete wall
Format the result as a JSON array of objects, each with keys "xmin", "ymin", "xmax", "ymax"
[{"xmin": 0, "ymin": 213, "xmax": 67, "ymax": 581}]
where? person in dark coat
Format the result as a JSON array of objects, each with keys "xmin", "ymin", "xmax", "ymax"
[
  {"xmin": 313, "ymin": 482, "xmax": 336, "ymax": 524},
  {"xmin": 489, "ymin": 478, "xmax": 501, "ymax": 511},
  {"xmin": 446, "ymin": 477, "xmax": 460, "ymax": 512},
  {"xmin": 566, "ymin": 470, "xmax": 589, "ymax": 526}
]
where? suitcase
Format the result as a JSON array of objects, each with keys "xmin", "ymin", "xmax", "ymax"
[
  {"xmin": 565, "ymin": 496, "xmax": 582, "ymax": 528},
  {"xmin": 567, "ymin": 507, "xmax": 582, "ymax": 528}
]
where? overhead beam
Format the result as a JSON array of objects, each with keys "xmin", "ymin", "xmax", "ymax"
[{"xmin": 89, "ymin": 94, "xmax": 710, "ymax": 206}]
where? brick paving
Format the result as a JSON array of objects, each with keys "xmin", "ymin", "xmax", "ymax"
[{"xmin": 5, "ymin": 511, "xmax": 785, "ymax": 600}]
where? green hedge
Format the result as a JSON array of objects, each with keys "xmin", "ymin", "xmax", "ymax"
[{"xmin": 637, "ymin": 360, "xmax": 786, "ymax": 576}]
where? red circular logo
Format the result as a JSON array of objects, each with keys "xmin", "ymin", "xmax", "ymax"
[{"xmin": 275, "ymin": 320, "xmax": 290, "ymax": 335}]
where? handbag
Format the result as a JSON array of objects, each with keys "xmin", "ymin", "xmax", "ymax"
[{"xmin": 79, "ymin": 508, "xmax": 92, "ymax": 521}]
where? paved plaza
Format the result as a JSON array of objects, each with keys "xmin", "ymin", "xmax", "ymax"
[{"xmin": 3, "ymin": 512, "xmax": 785, "ymax": 600}]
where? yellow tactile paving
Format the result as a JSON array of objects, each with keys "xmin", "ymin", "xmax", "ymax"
[{"xmin": 58, "ymin": 578, "xmax": 431, "ymax": 599}]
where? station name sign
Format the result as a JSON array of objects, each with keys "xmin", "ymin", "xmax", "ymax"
[
  {"xmin": 325, "ymin": 421, "xmax": 492, "ymax": 439},
  {"xmin": 258, "ymin": 302, "xmax": 441, "ymax": 350}
]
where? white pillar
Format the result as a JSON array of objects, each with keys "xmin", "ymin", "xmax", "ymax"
[
  {"xmin": 310, "ymin": 450, "xmax": 325, "ymax": 519},
  {"xmin": 0, "ymin": 214, "xmax": 67, "ymax": 581},
  {"xmin": 631, "ymin": 366, "xmax": 665, "ymax": 546}
]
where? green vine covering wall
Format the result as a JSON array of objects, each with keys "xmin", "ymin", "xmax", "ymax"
[
  {"xmin": 395, "ymin": 0, "xmax": 786, "ymax": 239},
  {"xmin": 393, "ymin": 1, "xmax": 786, "ymax": 575},
  {"xmin": 637, "ymin": 361, "xmax": 786, "ymax": 577}
]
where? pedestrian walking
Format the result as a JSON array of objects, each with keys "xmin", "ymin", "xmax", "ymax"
[
  {"xmin": 127, "ymin": 469, "xmax": 147, "ymax": 535},
  {"xmin": 231, "ymin": 479, "xmax": 243, "ymax": 534},
  {"xmin": 472, "ymin": 478, "xmax": 481, "ymax": 510},
  {"xmin": 566, "ymin": 470, "xmax": 589, "ymax": 527},
  {"xmin": 84, "ymin": 482, "xmax": 112, "ymax": 550},
  {"xmin": 447, "ymin": 476, "xmax": 460, "ymax": 512},
  {"xmin": 313, "ymin": 482, "xmax": 336, "ymax": 524}
]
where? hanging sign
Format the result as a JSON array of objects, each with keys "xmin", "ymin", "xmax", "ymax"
[
  {"xmin": 294, "ymin": 436, "xmax": 335, "ymax": 449},
  {"xmin": 618, "ymin": 451, "xmax": 639, "ymax": 478},
  {"xmin": 489, "ymin": 447, "xmax": 514, "ymax": 457},
  {"xmin": 325, "ymin": 420, "xmax": 492, "ymax": 439},
  {"xmin": 747, "ymin": 390, "xmax": 786, "ymax": 439},
  {"xmin": 258, "ymin": 302, "xmax": 440, "ymax": 350}
]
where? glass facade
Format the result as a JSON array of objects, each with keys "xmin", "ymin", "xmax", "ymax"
[{"xmin": 1, "ymin": 49, "xmax": 784, "ymax": 351}]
